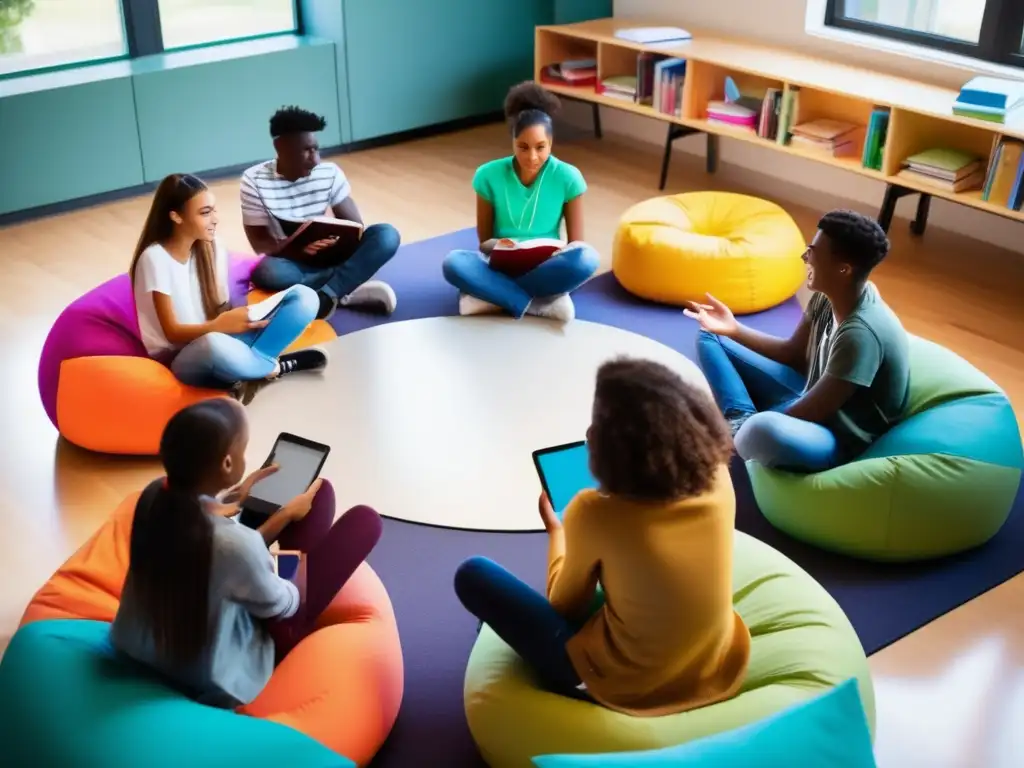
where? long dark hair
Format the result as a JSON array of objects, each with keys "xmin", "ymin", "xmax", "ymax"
[
  {"xmin": 129, "ymin": 173, "xmax": 226, "ymax": 320},
  {"xmin": 127, "ymin": 399, "xmax": 245, "ymax": 665}
]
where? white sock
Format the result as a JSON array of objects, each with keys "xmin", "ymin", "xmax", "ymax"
[
  {"xmin": 459, "ymin": 294, "xmax": 502, "ymax": 316},
  {"xmin": 525, "ymin": 294, "xmax": 575, "ymax": 322}
]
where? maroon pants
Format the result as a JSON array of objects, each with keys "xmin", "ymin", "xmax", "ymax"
[{"xmin": 266, "ymin": 479, "xmax": 383, "ymax": 660}]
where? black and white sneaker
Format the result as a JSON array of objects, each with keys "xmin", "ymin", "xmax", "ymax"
[
  {"xmin": 277, "ymin": 347, "xmax": 329, "ymax": 376},
  {"xmin": 316, "ymin": 290, "xmax": 338, "ymax": 321}
]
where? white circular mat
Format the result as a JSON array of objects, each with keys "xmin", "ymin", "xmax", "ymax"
[{"xmin": 245, "ymin": 317, "xmax": 707, "ymax": 532}]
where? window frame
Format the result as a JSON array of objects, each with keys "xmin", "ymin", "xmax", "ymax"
[
  {"xmin": 0, "ymin": 0, "xmax": 301, "ymax": 80},
  {"xmin": 824, "ymin": 0, "xmax": 1024, "ymax": 70}
]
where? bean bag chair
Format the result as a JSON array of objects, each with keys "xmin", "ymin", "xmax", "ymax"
[
  {"xmin": 462, "ymin": 532, "xmax": 873, "ymax": 768},
  {"xmin": 12, "ymin": 484, "xmax": 404, "ymax": 767},
  {"xmin": 38, "ymin": 254, "xmax": 336, "ymax": 455},
  {"xmin": 747, "ymin": 336, "xmax": 1023, "ymax": 562},
  {"xmin": 612, "ymin": 192, "xmax": 805, "ymax": 314}
]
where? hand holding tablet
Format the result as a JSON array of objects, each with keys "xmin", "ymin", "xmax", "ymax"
[{"xmin": 532, "ymin": 441, "xmax": 598, "ymax": 520}]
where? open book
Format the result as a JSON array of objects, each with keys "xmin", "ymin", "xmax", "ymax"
[
  {"xmin": 273, "ymin": 215, "xmax": 364, "ymax": 262},
  {"xmin": 489, "ymin": 238, "xmax": 565, "ymax": 277},
  {"xmin": 247, "ymin": 291, "xmax": 289, "ymax": 322}
]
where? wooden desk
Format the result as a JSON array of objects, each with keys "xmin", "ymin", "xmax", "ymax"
[{"xmin": 535, "ymin": 18, "xmax": 1024, "ymax": 235}]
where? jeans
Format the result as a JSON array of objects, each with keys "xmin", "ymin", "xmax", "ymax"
[
  {"xmin": 266, "ymin": 480, "xmax": 383, "ymax": 661},
  {"xmin": 170, "ymin": 284, "xmax": 318, "ymax": 389},
  {"xmin": 696, "ymin": 330, "xmax": 842, "ymax": 473},
  {"xmin": 454, "ymin": 556, "xmax": 590, "ymax": 699},
  {"xmin": 251, "ymin": 223, "xmax": 401, "ymax": 300},
  {"xmin": 442, "ymin": 243, "xmax": 599, "ymax": 318}
]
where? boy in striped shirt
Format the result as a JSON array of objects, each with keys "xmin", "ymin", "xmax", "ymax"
[{"xmin": 241, "ymin": 106, "xmax": 400, "ymax": 319}]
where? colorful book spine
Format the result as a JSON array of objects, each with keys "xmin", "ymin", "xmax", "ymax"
[
  {"xmin": 860, "ymin": 108, "xmax": 890, "ymax": 171},
  {"xmin": 775, "ymin": 86, "xmax": 800, "ymax": 146}
]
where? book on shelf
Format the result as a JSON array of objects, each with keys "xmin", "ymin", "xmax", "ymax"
[
  {"xmin": 789, "ymin": 119, "xmax": 864, "ymax": 159},
  {"xmin": 756, "ymin": 88, "xmax": 783, "ymax": 140},
  {"xmin": 652, "ymin": 57, "xmax": 687, "ymax": 117},
  {"xmin": 775, "ymin": 86, "xmax": 800, "ymax": 146},
  {"xmin": 272, "ymin": 215, "xmax": 363, "ymax": 262},
  {"xmin": 541, "ymin": 59, "xmax": 597, "ymax": 87},
  {"xmin": 861, "ymin": 108, "xmax": 890, "ymax": 171},
  {"xmin": 982, "ymin": 138, "xmax": 1024, "ymax": 210},
  {"xmin": 614, "ymin": 27, "xmax": 692, "ymax": 45},
  {"xmin": 597, "ymin": 75, "xmax": 637, "ymax": 101},
  {"xmin": 706, "ymin": 100, "xmax": 758, "ymax": 131},
  {"xmin": 958, "ymin": 77, "xmax": 1024, "ymax": 112},
  {"xmin": 898, "ymin": 148, "xmax": 986, "ymax": 194}
]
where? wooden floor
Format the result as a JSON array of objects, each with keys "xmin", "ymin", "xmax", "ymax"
[{"xmin": 1, "ymin": 123, "xmax": 1022, "ymax": 766}]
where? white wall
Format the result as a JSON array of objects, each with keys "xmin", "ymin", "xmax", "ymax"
[{"xmin": 591, "ymin": 0, "xmax": 1024, "ymax": 252}]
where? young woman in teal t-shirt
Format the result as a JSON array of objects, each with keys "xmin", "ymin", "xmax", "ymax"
[{"xmin": 442, "ymin": 83, "xmax": 599, "ymax": 322}]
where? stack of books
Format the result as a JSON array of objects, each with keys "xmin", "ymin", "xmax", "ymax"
[
  {"xmin": 898, "ymin": 148, "xmax": 986, "ymax": 193},
  {"xmin": 756, "ymin": 88, "xmax": 783, "ymax": 140},
  {"xmin": 614, "ymin": 27, "xmax": 692, "ymax": 45},
  {"xmin": 789, "ymin": 119, "xmax": 863, "ymax": 158},
  {"xmin": 706, "ymin": 100, "xmax": 758, "ymax": 131},
  {"xmin": 953, "ymin": 76, "xmax": 1024, "ymax": 124},
  {"xmin": 597, "ymin": 75, "xmax": 637, "ymax": 102},
  {"xmin": 981, "ymin": 137, "xmax": 1024, "ymax": 210},
  {"xmin": 861, "ymin": 107, "xmax": 890, "ymax": 171},
  {"xmin": 651, "ymin": 57, "xmax": 687, "ymax": 116},
  {"xmin": 540, "ymin": 59, "xmax": 597, "ymax": 88}
]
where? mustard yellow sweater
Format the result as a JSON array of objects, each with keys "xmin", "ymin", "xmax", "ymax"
[{"xmin": 546, "ymin": 466, "xmax": 750, "ymax": 716}]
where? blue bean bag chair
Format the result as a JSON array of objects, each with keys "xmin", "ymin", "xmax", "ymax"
[{"xmin": 747, "ymin": 336, "xmax": 1023, "ymax": 561}]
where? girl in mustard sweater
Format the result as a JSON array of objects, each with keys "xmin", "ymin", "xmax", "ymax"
[{"xmin": 454, "ymin": 357, "xmax": 751, "ymax": 715}]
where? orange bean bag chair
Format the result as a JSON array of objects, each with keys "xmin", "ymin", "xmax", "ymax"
[
  {"xmin": 38, "ymin": 255, "xmax": 335, "ymax": 456},
  {"xmin": 19, "ymin": 490, "xmax": 403, "ymax": 766}
]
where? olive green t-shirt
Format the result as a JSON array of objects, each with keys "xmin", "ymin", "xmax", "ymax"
[
  {"xmin": 805, "ymin": 283, "xmax": 911, "ymax": 457},
  {"xmin": 472, "ymin": 155, "xmax": 587, "ymax": 241}
]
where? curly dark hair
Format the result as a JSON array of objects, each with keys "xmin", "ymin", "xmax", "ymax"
[
  {"xmin": 588, "ymin": 358, "xmax": 733, "ymax": 502},
  {"xmin": 817, "ymin": 209, "xmax": 890, "ymax": 279},
  {"xmin": 269, "ymin": 106, "xmax": 327, "ymax": 138},
  {"xmin": 504, "ymin": 81, "xmax": 561, "ymax": 137}
]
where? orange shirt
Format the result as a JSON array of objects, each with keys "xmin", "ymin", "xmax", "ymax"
[{"xmin": 546, "ymin": 466, "xmax": 750, "ymax": 716}]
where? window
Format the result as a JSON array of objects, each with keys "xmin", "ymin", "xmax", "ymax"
[
  {"xmin": 0, "ymin": 0, "xmax": 298, "ymax": 78},
  {"xmin": 0, "ymin": 0, "xmax": 127, "ymax": 76},
  {"xmin": 825, "ymin": 0, "xmax": 1024, "ymax": 68},
  {"xmin": 157, "ymin": 0, "xmax": 298, "ymax": 51}
]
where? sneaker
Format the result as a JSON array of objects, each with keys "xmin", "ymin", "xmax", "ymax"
[
  {"xmin": 277, "ymin": 347, "xmax": 330, "ymax": 376},
  {"xmin": 339, "ymin": 280, "xmax": 397, "ymax": 314},
  {"xmin": 459, "ymin": 293, "xmax": 502, "ymax": 316},
  {"xmin": 316, "ymin": 290, "xmax": 338, "ymax": 321},
  {"xmin": 525, "ymin": 294, "xmax": 575, "ymax": 322}
]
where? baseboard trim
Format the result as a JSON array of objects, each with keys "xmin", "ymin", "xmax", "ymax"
[{"xmin": 0, "ymin": 111, "xmax": 504, "ymax": 227}]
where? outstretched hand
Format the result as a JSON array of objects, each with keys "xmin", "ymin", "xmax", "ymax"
[
  {"xmin": 222, "ymin": 464, "xmax": 279, "ymax": 506},
  {"xmin": 280, "ymin": 478, "xmax": 325, "ymax": 523},
  {"xmin": 683, "ymin": 293, "xmax": 738, "ymax": 337},
  {"xmin": 538, "ymin": 492, "xmax": 561, "ymax": 532}
]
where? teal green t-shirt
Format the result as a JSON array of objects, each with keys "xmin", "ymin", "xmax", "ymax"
[{"xmin": 472, "ymin": 155, "xmax": 587, "ymax": 241}]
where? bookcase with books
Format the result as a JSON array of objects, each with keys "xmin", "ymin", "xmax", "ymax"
[{"xmin": 534, "ymin": 18, "xmax": 1024, "ymax": 234}]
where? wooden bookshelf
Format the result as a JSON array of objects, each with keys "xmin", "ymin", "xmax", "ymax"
[{"xmin": 535, "ymin": 18, "xmax": 1024, "ymax": 234}]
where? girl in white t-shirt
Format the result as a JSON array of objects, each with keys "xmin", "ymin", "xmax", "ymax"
[{"xmin": 130, "ymin": 174, "xmax": 328, "ymax": 403}]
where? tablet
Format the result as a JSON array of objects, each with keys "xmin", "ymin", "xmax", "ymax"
[
  {"xmin": 532, "ymin": 441, "xmax": 598, "ymax": 518},
  {"xmin": 244, "ymin": 433, "xmax": 331, "ymax": 518}
]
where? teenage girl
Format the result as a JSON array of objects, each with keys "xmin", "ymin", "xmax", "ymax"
[
  {"xmin": 455, "ymin": 358, "xmax": 751, "ymax": 715},
  {"xmin": 111, "ymin": 398, "xmax": 383, "ymax": 708},
  {"xmin": 442, "ymin": 82, "xmax": 599, "ymax": 323},
  {"xmin": 131, "ymin": 173, "xmax": 328, "ymax": 404}
]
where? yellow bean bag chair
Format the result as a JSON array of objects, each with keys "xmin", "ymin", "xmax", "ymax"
[
  {"xmin": 612, "ymin": 192, "xmax": 806, "ymax": 314},
  {"xmin": 462, "ymin": 532, "xmax": 873, "ymax": 767}
]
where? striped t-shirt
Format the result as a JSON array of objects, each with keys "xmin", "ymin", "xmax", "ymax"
[{"xmin": 240, "ymin": 160, "xmax": 351, "ymax": 236}]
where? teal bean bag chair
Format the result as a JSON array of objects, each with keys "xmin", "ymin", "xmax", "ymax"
[
  {"xmin": 0, "ymin": 619, "xmax": 353, "ymax": 768},
  {"xmin": 462, "ymin": 532, "xmax": 873, "ymax": 768},
  {"xmin": 747, "ymin": 336, "xmax": 1023, "ymax": 562}
]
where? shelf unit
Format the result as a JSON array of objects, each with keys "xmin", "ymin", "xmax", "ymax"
[{"xmin": 535, "ymin": 18, "xmax": 1024, "ymax": 234}]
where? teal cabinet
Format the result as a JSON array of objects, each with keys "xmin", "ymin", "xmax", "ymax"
[
  {"xmin": 132, "ymin": 38, "xmax": 341, "ymax": 182},
  {"xmin": 0, "ymin": 68, "xmax": 143, "ymax": 215},
  {"xmin": 341, "ymin": 0, "xmax": 552, "ymax": 142}
]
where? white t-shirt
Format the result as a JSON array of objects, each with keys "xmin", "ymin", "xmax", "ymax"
[
  {"xmin": 239, "ymin": 160, "xmax": 351, "ymax": 237},
  {"xmin": 133, "ymin": 241, "xmax": 230, "ymax": 357}
]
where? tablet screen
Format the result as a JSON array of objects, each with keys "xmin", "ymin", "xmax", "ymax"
[
  {"xmin": 534, "ymin": 442, "xmax": 598, "ymax": 518},
  {"xmin": 249, "ymin": 438, "xmax": 328, "ymax": 507}
]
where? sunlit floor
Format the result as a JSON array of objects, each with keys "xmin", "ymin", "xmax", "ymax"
[{"xmin": 1, "ymin": 123, "xmax": 1022, "ymax": 767}]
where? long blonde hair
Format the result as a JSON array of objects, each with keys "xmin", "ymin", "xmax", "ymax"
[{"xmin": 130, "ymin": 174, "xmax": 227, "ymax": 320}]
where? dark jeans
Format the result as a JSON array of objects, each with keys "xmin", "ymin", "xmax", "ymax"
[
  {"xmin": 265, "ymin": 480, "xmax": 383, "ymax": 660},
  {"xmin": 454, "ymin": 556, "xmax": 590, "ymax": 699},
  {"xmin": 696, "ymin": 330, "xmax": 841, "ymax": 473},
  {"xmin": 251, "ymin": 223, "xmax": 401, "ymax": 300}
]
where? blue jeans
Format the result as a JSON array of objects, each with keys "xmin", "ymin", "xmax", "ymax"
[
  {"xmin": 696, "ymin": 330, "xmax": 842, "ymax": 473},
  {"xmin": 454, "ymin": 556, "xmax": 590, "ymax": 699},
  {"xmin": 251, "ymin": 223, "xmax": 400, "ymax": 300},
  {"xmin": 442, "ymin": 243, "xmax": 599, "ymax": 318},
  {"xmin": 170, "ymin": 285, "xmax": 318, "ymax": 388}
]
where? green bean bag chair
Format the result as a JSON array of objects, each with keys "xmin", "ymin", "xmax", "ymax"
[
  {"xmin": 462, "ymin": 532, "xmax": 873, "ymax": 768},
  {"xmin": 747, "ymin": 336, "xmax": 1023, "ymax": 562}
]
